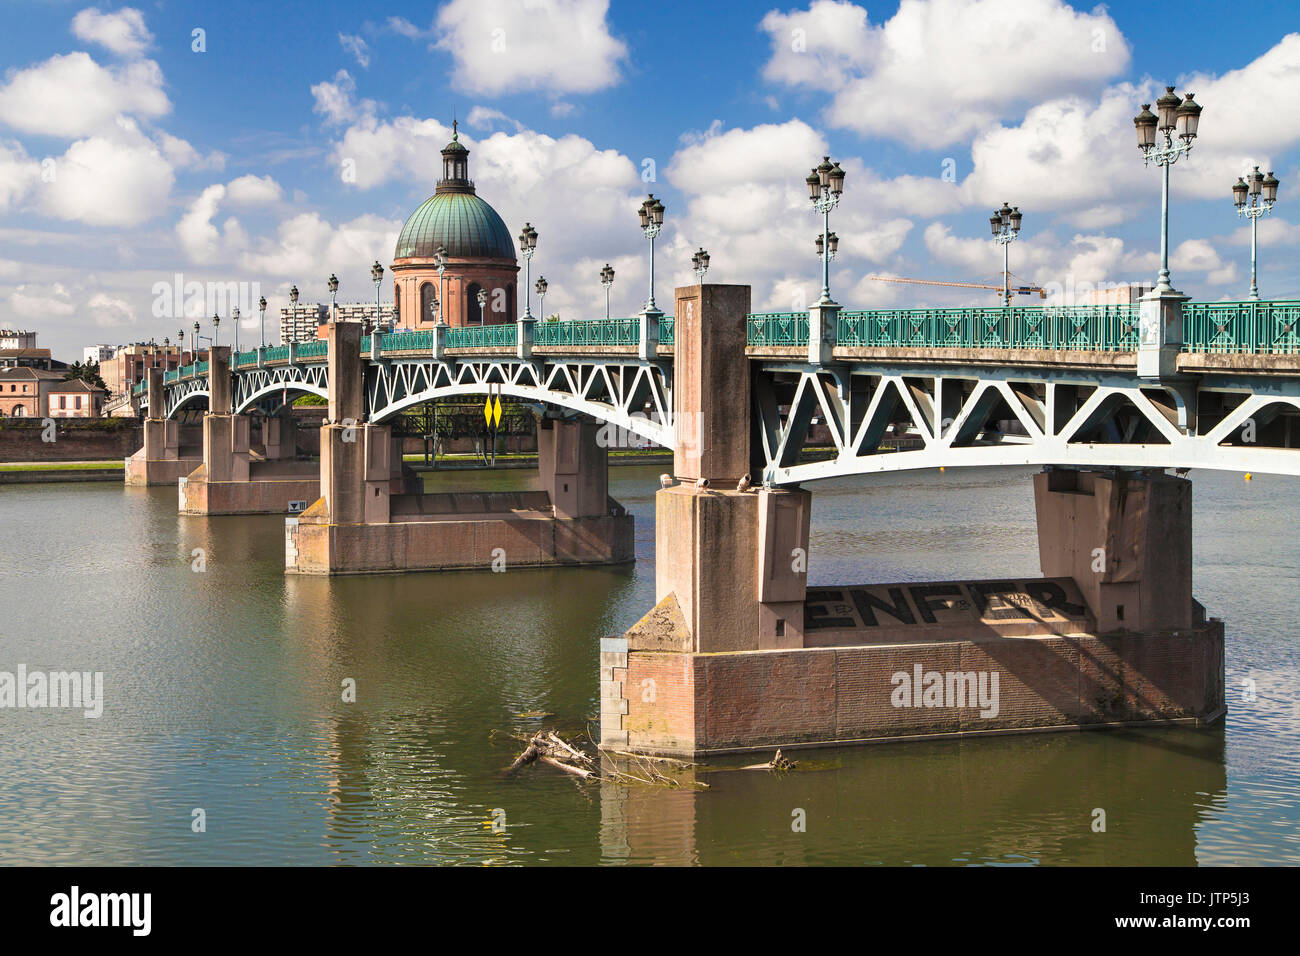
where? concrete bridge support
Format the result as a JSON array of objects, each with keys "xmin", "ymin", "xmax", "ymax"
[
  {"xmin": 124, "ymin": 368, "xmax": 201, "ymax": 486},
  {"xmin": 178, "ymin": 347, "xmax": 320, "ymax": 515},
  {"xmin": 602, "ymin": 285, "xmax": 1223, "ymax": 758},
  {"xmin": 286, "ymin": 322, "xmax": 632, "ymax": 575}
]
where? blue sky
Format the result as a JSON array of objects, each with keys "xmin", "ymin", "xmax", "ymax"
[{"xmin": 1, "ymin": 0, "xmax": 1298, "ymax": 359}]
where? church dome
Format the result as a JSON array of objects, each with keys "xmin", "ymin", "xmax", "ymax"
[
  {"xmin": 393, "ymin": 122, "xmax": 516, "ymax": 262},
  {"xmin": 394, "ymin": 191, "xmax": 516, "ymax": 261}
]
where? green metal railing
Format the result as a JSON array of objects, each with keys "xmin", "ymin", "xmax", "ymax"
[
  {"xmin": 747, "ymin": 312, "xmax": 810, "ymax": 347},
  {"xmin": 535, "ymin": 317, "xmax": 638, "ymax": 347},
  {"xmin": 195, "ymin": 360, "xmax": 209, "ymax": 375},
  {"xmin": 835, "ymin": 304, "xmax": 1141, "ymax": 351},
  {"xmin": 445, "ymin": 324, "xmax": 517, "ymax": 349},
  {"xmin": 659, "ymin": 316, "xmax": 674, "ymax": 346},
  {"xmin": 164, "ymin": 370, "xmax": 178, "ymax": 384},
  {"xmin": 1182, "ymin": 300, "xmax": 1300, "ymax": 354},
  {"xmin": 263, "ymin": 345, "xmax": 289, "ymax": 363},
  {"xmin": 178, "ymin": 363, "xmax": 196, "ymax": 379},
  {"xmin": 296, "ymin": 339, "xmax": 328, "ymax": 360},
  {"xmin": 379, "ymin": 330, "xmax": 433, "ymax": 353},
  {"xmin": 133, "ymin": 380, "xmax": 147, "ymax": 395},
  {"xmin": 233, "ymin": 350, "xmax": 257, "ymax": 368}
]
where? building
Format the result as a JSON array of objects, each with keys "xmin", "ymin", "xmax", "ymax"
[
  {"xmin": 101, "ymin": 343, "xmax": 194, "ymax": 402},
  {"xmin": 0, "ymin": 348, "xmax": 56, "ymax": 370},
  {"xmin": 391, "ymin": 121, "xmax": 519, "ymax": 329},
  {"xmin": 83, "ymin": 344, "xmax": 117, "ymax": 366},
  {"xmin": 280, "ymin": 303, "xmax": 398, "ymax": 343},
  {"xmin": 0, "ymin": 329, "xmax": 38, "ymax": 349},
  {"xmin": 46, "ymin": 378, "xmax": 106, "ymax": 418},
  {"xmin": 0, "ymin": 367, "xmax": 62, "ymax": 417}
]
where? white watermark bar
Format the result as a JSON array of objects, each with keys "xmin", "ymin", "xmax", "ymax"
[{"xmin": 0, "ymin": 666, "xmax": 103, "ymax": 718}]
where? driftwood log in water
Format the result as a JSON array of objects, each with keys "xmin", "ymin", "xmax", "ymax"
[{"xmin": 506, "ymin": 730, "xmax": 706, "ymax": 789}]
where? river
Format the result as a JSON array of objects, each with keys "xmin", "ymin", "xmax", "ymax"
[{"xmin": 0, "ymin": 464, "xmax": 1296, "ymax": 865}]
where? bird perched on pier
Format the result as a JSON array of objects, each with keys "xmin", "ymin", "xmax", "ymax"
[
  {"xmin": 659, "ymin": 473, "xmax": 673, "ymax": 488},
  {"xmin": 736, "ymin": 473, "xmax": 752, "ymax": 493},
  {"xmin": 1175, "ymin": 467, "xmax": 1190, "ymax": 476},
  {"xmin": 695, "ymin": 477, "xmax": 709, "ymax": 489}
]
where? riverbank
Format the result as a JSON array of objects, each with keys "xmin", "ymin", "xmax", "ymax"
[{"xmin": 0, "ymin": 461, "xmax": 126, "ymax": 484}]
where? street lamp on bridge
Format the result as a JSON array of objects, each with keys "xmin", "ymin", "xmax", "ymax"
[
  {"xmin": 814, "ymin": 232, "xmax": 838, "ymax": 262},
  {"xmin": 371, "ymin": 260, "xmax": 385, "ymax": 334},
  {"xmin": 692, "ymin": 247, "xmax": 710, "ymax": 282},
  {"xmin": 476, "ymin": 288, "xmax": 488, "ymax": 324},
  {"xmin": 638, "ymin": 195, "xmax": 665, "ymax": 314},
  {"xmin": 434, "ymin": 245, "xmax": 448, "ymax": 325},
  {"xmin": 192, "ymin": 320, "xmax": 199, "ymax": 355},
  {"xmin": 288, "ymin": 285, "xmax": 299, "ymax": 343},
  {"xmin": 1134, "ymin": 87, "xmax": 1201, "ymax": 294},
  {"xmin": 327, "ymin": 273, "xmax": 339, "ymax": 321},
  {"xmin": 600, "ymin": 263, "xmax": 615, "ymax": 319},
  {"xmin": 990, "ymin": 203, "xmax": 1023, "ymax": 307},
  {"xmin": 1232, "ymin": 167, "xmax": 1280, "ymax": 301},
  {"xmin": 806, "ymin": 156, "xmax": 845, "ymax": 304},
  {"xmin": 258, "ymin": 296, "xmax": 267, "ymax": 349},
  {"xmin": 535, "ymin": 276, "xmax": 548, "ymax": 319},
  {"xmin": 518, "ymin": 223, "xmax": 538, "ymax": 319},
  {"xmin": 212, "ymin": 313, "xmax": 220, "ymax": 348},
  {"xmin": 231, "ymin": 306, "xmax": 240, "ymax": 354}
]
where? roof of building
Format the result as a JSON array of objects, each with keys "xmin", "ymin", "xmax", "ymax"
[
  {"xmin": 48, "ymin": 378, "xmax": 105, "ymax": 393},
  {"xmin": 0, "ymin": 366, "xmax": 62, "ymax": 380},
  {"xmin": 394, "ymin": 191, "xmax": 516, "ymax": 261}
]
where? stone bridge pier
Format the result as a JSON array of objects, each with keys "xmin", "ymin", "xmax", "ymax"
[
  {"xmin": 178, "ymin": 347, "xmax": 320, "ymax": 515},
  {"xmin": 124, "ymin": 367, "xmax": 201, "ymax": 486},
  {"xmin": 602, "ymin": 285, "xmax": 1224, "ymax": 758},
  {"xmin": 286, "ymin": 321, "xmax": 633, "ymax": 575}
]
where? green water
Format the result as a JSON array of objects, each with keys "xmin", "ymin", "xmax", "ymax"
[{"xmin": 0, "ymin": 465, "xmax": 1296, "ymax": 865}]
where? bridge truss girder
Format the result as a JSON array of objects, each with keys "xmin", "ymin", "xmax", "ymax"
[{"xmin": 754, "ymin": 361, "xmax": 1300, "ymax": 484}]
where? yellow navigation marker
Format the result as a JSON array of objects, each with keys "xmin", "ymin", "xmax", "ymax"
[
  {"xmin": 1244, "ymin": 472, "xmax": 1253, "ymax": 481},
  {"xmin": 484, "ymin": 394, "xmax": 502, "ymax": 429}
]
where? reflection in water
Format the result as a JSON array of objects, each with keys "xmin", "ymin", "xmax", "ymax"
[{"xmin": 0, "ymin": 466, "xmax": 1295, "ymax": 864}]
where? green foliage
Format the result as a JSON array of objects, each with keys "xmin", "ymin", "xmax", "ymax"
[{"xmin": 63, "ymin": 360, "xmax": 109, "ymax": 395}]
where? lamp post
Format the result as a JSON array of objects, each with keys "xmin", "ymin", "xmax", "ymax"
[
  {"xmin": 1233, "ymin": 167, "xmax": 1279, "ymax": 301},
  {"xmin": 518, "ymin": 223, "xmax": 538, "ymax": 319},
  {"xmin": 258, "ymin": 296, "xmax": 267, "ymax": 349},
  {"xmin": 327, "ymin": 273, "xmax": 339, "ymax": 322},
  {"xmin": 162, "ymin": 338, "xmax": 170, "ymax": 372},
  {"xmin": 1134, "ymin": 87, "xmax": 1202, "ymax": 294},
  {"xmin": 600, "ymin": 263, "xmax": 615, "ymax": 320},
  {"xmin": 176, "ymin": 329, "xmax": 184, "ymax": 363},
  {"xmin": 231, "ymin": 306, "xmax": 240, "ymax": 354},
  {"xmin": 989, "ymin": 203, "xmax": 1023, "ymax": 306},
  {"xmin": 371, "ymin": 260, "xmax": 384, "ymax": 333},
  {"xmin": 638, "ymin": 195, "xmax": 665, "ymax": 312},
  {"xmin": 805, "ymin": 156, "xmax": 846, "ymax": 304},
  {"xmin": 212, "ymin": 313, "xmax": 220, "ymax": 348},
  {"xmin": 814, "ymin": 232, "xmax": 839, "ymax": 262},
  {"xmin": 692, "ymin": 247, "xmax": 710, "ymax": 282},
  {"xmin": 192, "ymin": 321, "xmax": 199, "ymax": 356},
  {"xmin": 434, "ymin": 245, "xmax": 448, "ymax": 325},
  {"xmin": 535, "ymin": 276, "xmax": 548, "ymax": 319},
  {"xmin": 476, "ymin": 288, "xmax": 488, "ymax": 325}
]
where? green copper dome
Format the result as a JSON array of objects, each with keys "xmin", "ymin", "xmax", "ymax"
[{"xmin": 394, "ymin": 191, "xmax": 516, "ymax": 261}]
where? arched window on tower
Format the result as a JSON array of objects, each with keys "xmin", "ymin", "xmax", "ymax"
[
  {"xmin": 467, "ymin": 283, "xmax": 483, "ymax": 324},
  {"xmin": 420, "ymin": 282, "xmax": 437, "ymax": 324},
  {"xmin": 393, "ymin": 282, "xmax": 401, "ymax": 324}
]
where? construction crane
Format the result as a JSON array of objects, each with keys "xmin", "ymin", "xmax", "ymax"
[{"xmin": 869, "ymin": 274, "xmax": 1046, "ymax": 299}]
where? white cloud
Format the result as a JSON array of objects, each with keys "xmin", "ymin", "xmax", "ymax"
[
  {"xmin": 225, "ymin": 174, "xmax": 282, "ymax": 205},
  {"xmin": 242, "ymin": 212, "xmax": 402, "ymax": 280},
  {"xmin": 435, "ymin": 0, "xmax": 627, "ymax": 95},
  {"xmin": 0, "ymin": 52, "xmax": 169, "ymax": 137},
  {"xmin": 71, "ymin": 7, "xmax": 153, "ymax": 59},
  {"xmin": 339, "ymin": 33, "xmax": 370, "ymax": 69},
  {"xmin": 761, "ymin": 0, "xmax": 1129, "ymax": 149},
  {"xmin": 0, "ymin": 140, "xmax": 40, "ymax": 210},
  {"xmin": 386, "ymin": 16, "xmax": 427, "ymax": 39},
  {"xmin": 331, "ymin": 115, "xmax": 450, "ymax": 189},
  {"xmin": 310, "ymin": 70, "xmax": 376, "ymax": 126},
  {"xmin": 550, "ymin": 101, "xmax": 576, "ymax": 118},
  {"xmin": 87, "ymin": 292, "xmax": 135, "ymax": 326},
  {"xmin": 40, "ymin": 134, "xmax": 174, "ymax": 226},
  {"xmin": 467, "ymin": 106, "xmax": 524, "ymax": 132},
  {"xmin": 9, "ymin": 282, "xmax": 76, "ymax": 318}
]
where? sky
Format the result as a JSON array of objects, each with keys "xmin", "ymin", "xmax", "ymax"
[{"xmin": 1, "ymin": 0, "xmax": 1298, "ymax": 360}]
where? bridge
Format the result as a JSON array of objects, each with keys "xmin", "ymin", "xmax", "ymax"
[
  {"xmin": 132, "ymin": 296, "xmax": 1300, "ymax": 484},
  {"xmin": 122, "ymin": 287, "xmax": 1300, "ymax": 757}
]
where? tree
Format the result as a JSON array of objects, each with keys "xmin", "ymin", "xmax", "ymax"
[{"xmin": 64, "ymin": 360, "xmax": 109, "ymax": 395}]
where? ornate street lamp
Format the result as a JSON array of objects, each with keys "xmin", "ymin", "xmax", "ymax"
[
  {"xmin": 600, "ymin": 263, "xmax": 615, "ymax": 320},
  {"xmin": 1233, "ymin": 166, "xmax": 1280, "ymax": 301},
  {"xmin": 476, "ymin": 288, "xmax": 488, "ymax": 324},
  {"xmin": 692, "ymin": 247, "xmax": 710, "ymax": 282},
  {"xmin": 638, "ymin": 195, "xmax": 665, "ymax": 313},
  {"xmin": 192, "ymin": 320, "xmax": 199, "ymax": 355},
  {"xmin": 990, "ymin": 203, "xmax": 1023, "ymax": 306},
  {"xmin": 535, "ymin": 275, "xmax": 548, "ymax": 319},
  {"xmin": 518, "ymin": 223, "xmax": 538, "ymax": 319},
  {"xmin": 327, "ymin": 273, "xmax": 339, "ymax": 320},
  {"xmin": 433, "ymin": 244, "xmax": 448, "ymax": 325},
  {"xmin": 814, "ymin": 232, "xmax": 839, "ymax": 261},
  {"xmin": 212, "ymin": 313, "xmax": 220, "ymax": 348},
  {"xmin": 1134, "ymin": 87, "xmax": 1202, "ymax": 294},
  {"xmin": 231, "ymin": 306, "xmax": 240, "ymax": 354},
  {"xmin": 806, "ymin": 156, "xmax": 846, "ymax": 304},
  {"xmin": 371, "ymin": 260, "xmax": 384, "ymax": 333},
  {"xmin": 288, "ymin": 285, "xmax": 299, "ymax": 343},
  {"xmin": 176, "ymin": 329, "xmax": 184, "ymax": 362},
  {"xmin": 258, "ymin": 296, "xmax": 267, "ymax": 349}
]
